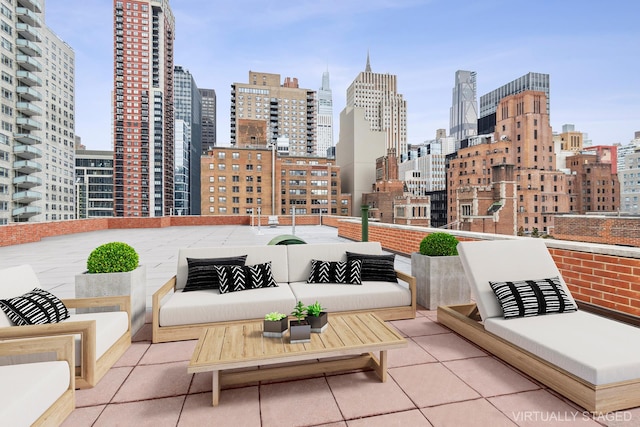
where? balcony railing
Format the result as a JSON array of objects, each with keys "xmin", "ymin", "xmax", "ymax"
[
  {"xmin": 16, "ymin": 38, "xmax": 41, "ymax": 56},
  {"xmin": 16, "ymin": 101, "xmax": 42, "ymax": 116},
  {"xmin": 17, "ymin": 0, "xmax": 42, "ymax": 13},
  {"xmin": 13, "ymin": 174, "xmax": 42, "ymax": 189},
  {"xmin": 16, "ymin": 117, "xmax": 42, "ymax": 130},
  {"xmin": 16, "ymin": 6, "xmax": 42, "ymax": 27},
  {"xmin": 13, "ymin": 144, "xmax": 42, "ymax": 159},
  {"xmin": 13, "ymin": 159, "xmax": 42, "ymax": 173},
  {"xmin": 14, "ymin": 132, "xmax": 42, "ymax": 145},
  {"xmin": 16, "ymin": 86, "xmax": 42, "ymax": 101},
  {"xmin": 16, "ymin": 55, "xmax": 42, "ymax": 72},
  {"xmin": 11, "ymin": 205, "xmax": 41, "ymax": 218},
  {"xmin": 12, "ymin": 190, "xmax": 42, "ymax": 203},
  {"xmin": 16, "ymin": 70, "xmax": 42, "ymax": 87},
  {"xmin": 16, "ymin": 22, "xmax": 41, "ymax": 42}
]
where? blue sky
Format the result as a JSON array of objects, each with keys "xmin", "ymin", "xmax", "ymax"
[{"xmin": 46, "ymin": 0, "xmax": 640, "ymax": 151}]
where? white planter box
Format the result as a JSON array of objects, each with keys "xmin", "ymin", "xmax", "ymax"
[
  {"xmin": 75, "ymin": 265, "xmax": 146, "ymax": 335},
  {"xmin": 411, "ymin": 253, "xmax": 469, "ymax": 310}
]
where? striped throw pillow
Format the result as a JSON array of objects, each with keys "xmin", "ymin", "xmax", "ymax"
[
  {"xmin": 0, "ymin": 288, "xmax": 70, "ymax": 326},
  {"xmin": 489, "ymin": 277, "xmax": 577, "ymax": 319},
  {"xmin": 183, "ymin": 255, "xmax": 248, "ymax": 292},
  {"xmin": 346, "ymin": 252, "xmax": 397, "ymax": 283}
]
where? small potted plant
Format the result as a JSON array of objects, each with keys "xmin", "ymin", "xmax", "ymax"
[
  {"xmin": 410, "ymin": 232, "xmax": 469, "ymax": 310},
  {"xmin": 263, "ymin": 311, "xmax": 288, "ymax": 338},
  {"xmin": 289, "ymin": 301, "xmax": 311, "ymax": 343},
  {"xmin": 75, "ymin": 241, "xmax": 146, "ymax": 334},
  {"xmin": 305, "ymin": 301, "xmax": 328, "ymax": 333}
]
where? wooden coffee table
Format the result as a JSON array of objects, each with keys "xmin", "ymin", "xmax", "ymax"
[{"xmin": 188, "ymin": 312, "xmax": 407, "ymax": 406}]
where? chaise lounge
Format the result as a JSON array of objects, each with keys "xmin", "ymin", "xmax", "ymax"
[{"xmin": 437, "ymin": 239, "xmax": 640, "ymax": 413}]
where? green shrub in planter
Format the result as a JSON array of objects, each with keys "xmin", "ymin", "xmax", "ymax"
[
  {"xmin": 87, "ymin": 242, "xmax": 139, "ymax": 273},
  {"xmin": 419, "ymin": 232, "xmax": 459, "ymax": 257}
]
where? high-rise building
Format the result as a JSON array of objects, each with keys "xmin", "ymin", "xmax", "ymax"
[
  {"xmin": 554, "ymin": 124, "xmax": 584, "ymax": 152},
  {"xmin": 230, "ymin": 71, "xmax": 316, "ymax": 156},
  {"xmin": 449, "ymin": 70, "xmax": 478, "ymax": 143},
  {"xmin": 75, "ymin": 149, "xmax": 114, "ymax": 218},
  {"xmin": 316, "ymin": 70, "xmax": 333, "ymax": 157},
  {"xmin": 0, "ymin": 2, "xmax": 76, "ymax": 224},
  {"xmin": 113, "ymin": 0, "xmax": 175, "ymax": 217},
  {"xmin": 174, "ymin": 65, "xmax": 201, "ymax": 215},
  {"xmin": 199, "ymin": 88, "xmax": 216, "ymax": 151},
  {"xmin": 345, "ymin": 53, "xmax": 407, "ymax": 160},
  {"xmin": 478, "ymin": 72, "xmax": 550, "ymax": 135},
  {"xmin": 619, "ymin": 132, "xmax": 640, "ymax": 214}
]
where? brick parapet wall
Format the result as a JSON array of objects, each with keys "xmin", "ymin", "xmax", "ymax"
[
  {"xmin": 554, "ymin": 215, "xmax": 640, "ymax": 247},
  {"xmin": 336, "ymin": 219, "xmax": 640, "ymax": 319}
]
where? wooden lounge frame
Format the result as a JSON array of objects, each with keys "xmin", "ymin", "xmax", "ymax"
[
  {"xmin": 0, "ymin": 335, "xmax": 75, "ymax": 426},
  {"xmin": 0, "ymin": 295, "xmax": 131, "ymax": 389},
  {"xmin": 153, "ymin": 270, "xmax": 416, "ymax": 344},
  {"xmin": 438, "ymin": 303, "xmax": 640, "ymax": 414}
]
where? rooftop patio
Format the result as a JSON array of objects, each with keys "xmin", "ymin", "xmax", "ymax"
[{"xmin": 0, "ymin": 224, "xmax": 638, "ymax": 426}]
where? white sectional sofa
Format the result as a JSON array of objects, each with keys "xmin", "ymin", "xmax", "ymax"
[
  {"xmin": 152, "ymin": 242, "xmax": 416, "ymax": 343},
  {"xmin": 437, "ymin": 239, "xmax": 640, "ymax": 413},
  {"xmin": 0, "ymin": 265, "xmax": 131, "ymax": 389},
  {"xmin": 0, "ymin": 335, "xmax": 75, "ymax": 426}
]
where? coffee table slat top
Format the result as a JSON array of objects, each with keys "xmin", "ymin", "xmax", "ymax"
[{"xmin": 188, "ymin": 312, "xmax": 406, "ymax": 373}]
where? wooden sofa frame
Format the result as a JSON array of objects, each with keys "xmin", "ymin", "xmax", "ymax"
[
  {"xmin": 152, "ymin": 270, "xmax": 416, "ymax": 343},
  {"xmin": 438, "ymin": 303, "xmax": 640, "ymax": 414},
  {"xmin": 0, "ymin": 335, "xmax": 75, "ymax": 426},
  {"xmin": 0, "ymin": 295, "xmax": 131, "ymax": 389}
]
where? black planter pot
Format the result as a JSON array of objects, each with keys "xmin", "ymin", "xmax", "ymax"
[
  {"xmin": 289, "ymin": 319, "xmax": 311, "ymax": 343},
  {"xmin": 263, "ymin": 317, "xmax": 288, "ymax": 338},
  {"xmin": 307, "ymin": 312, "xmax": 328, "ymax": 333}
]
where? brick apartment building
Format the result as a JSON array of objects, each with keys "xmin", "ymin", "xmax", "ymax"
[
  {"xmin": 565, "ymin": 153, "xmax": 620, "ymax": 214},
  {"xmin": 200, "ymin": 147, "xmax": 351, "ymax": 217}
]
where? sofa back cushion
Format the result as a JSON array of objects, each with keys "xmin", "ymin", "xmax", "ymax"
[
  {"xmin": 287, "ymin": 242, "xmax": 383, "ymax": 283},
  {"xmin": 457, "ymin": 239, "xmax": 577, "ymax": 321},
  {"xmin": 0, "ymin": 265, "xmax": 41, "ymax": 327},
  {"xmin": 176, "ymin": 245, "xmax": 288, "ymax": 291}
]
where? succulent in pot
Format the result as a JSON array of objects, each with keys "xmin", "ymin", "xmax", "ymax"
[
  {"xmin": 305, "ymin": 301, "xmax": 328, "ymax": 333},
  {"xmin": 289, "ymin": 301, "xmax": 311, "ymax": 343},
  {"xmin": 263, "ymin": 311, "xmax": 288, "ymax": 338}
]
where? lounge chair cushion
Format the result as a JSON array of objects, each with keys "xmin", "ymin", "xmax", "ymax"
[
  {"xmin": 182, "ymin": 255, "xmax": 248, "ymax": 292},
  {"xmin": 0, "ymin": 360, "xmax": 69, "ymax": 426},
  {"xmin": 0, "ymin": 288, "xmax": 70, "ymax": 326},
  {"xmin": 307, "ymin": 259, "xmax": 362, "ymax": 284},
  {"xmin": 69, "ymin": 311, "xmax": 129, "ymax": 364},
  {"xmin": 489, "ymin": 277, "xmax": 577, "ymax": 319},
  {"xmin": 485, "ymin": 311, "xmax": 640, "ymax": 385},
  {"xmin": 215, "ymin": 262, "xmax": 277, "ymax": 293}
]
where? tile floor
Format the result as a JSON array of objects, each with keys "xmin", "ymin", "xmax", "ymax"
[{"xmin": 61, "ymin": 308, "xmax": 640, "ymax": 427}]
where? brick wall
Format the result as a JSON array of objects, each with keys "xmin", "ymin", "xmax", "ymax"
[
  {"xmin": 554, "ymin": 215, "xmax": 640, "ymax": 247},
  {"xmin": 336, "ymin": 219, "xmax": 640, "ymax": 319}
]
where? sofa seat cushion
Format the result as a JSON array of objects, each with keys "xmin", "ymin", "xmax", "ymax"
[
  {"xmin": 485, "ymin": 310, "xmax": 640, "ymax": 385},
  {"xmin": 160, "ymin": 285, "xmax": 297, "ymax": 327},
  {"xmin": 67, "ymin": 311, "xmax": 129, "ymax": 365},
  {"xmin": 288, "ymin": 280, "xmax": 411, "ymax": 313},
  {"xmin": 0, "ymin": 360, "xmax": 69, "ymax": 426}
]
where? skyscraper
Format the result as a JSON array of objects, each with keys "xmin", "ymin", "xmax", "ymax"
[
  {"xmin": 345, "ymin": 53, "xmax": 407, "ymax": 160},
  {"xmin": 316, "ymin": 70, "xmax": 333, "ymax": 157},
  {"xmin": 230, "ymin": 71, "xmax": 316, "ymax": 156},
  {"xmin": 113, "ymin": 0, "xmax": 175, "ymax": 217},
  {"xmin": 173, "ymin": 65, "xmax": 201, "ymax": 215},
  {"xmin": 0, "ymin": 2, "xmax": 76, "ymax": 224},
  {"xmin": 199, "ymin": 88, "xmax": 216, "ymax": 151},
  {"xmin": 478, "ymin": 72, "xmax": 550, "ymax": 134},
  {"xmin": 449, "ymin": 70, "xmax": 478, "ymax": 143}
]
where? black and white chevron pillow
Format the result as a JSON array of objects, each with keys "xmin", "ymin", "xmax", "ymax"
[
  {"xmin": 489, "ymin": 276, "xmax": 577, "ymax": 319},
  {"xmin": 183, "ymin": 255, "xmax": 248, "ymax": 292},
  {"xmin": 215, "ymin": 262, "xmax": 278, "ymax": 294},
  {"xmin": 0, "ymin": 288, "xmax": 70, "ymax": 326},
  {"xmin": 307, "ymin": 259, "xmax": 362, "ymax": 285}
]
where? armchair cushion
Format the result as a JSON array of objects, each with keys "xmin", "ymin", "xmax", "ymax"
[{"xmin": 0, "ymin": 288, "xmax": 70, "ymax": 326}]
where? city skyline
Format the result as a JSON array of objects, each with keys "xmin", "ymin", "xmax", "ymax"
[{"xmin": 47, "ymin": 0, "xmax": 640, "ymax": 151}]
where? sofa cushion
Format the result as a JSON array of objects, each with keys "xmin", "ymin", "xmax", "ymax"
[
  {"xmin": 489, "ymin": 277, "xmax": 577, "ymax": 319},
  {"xmin": 183, "ymin": 255, "xmax": 247, "ymax": 292},
  {"xmin": 289, "ymin": 280, "xmax": 411, "ymax": 313},
  {"xmin": 307, "ymin": 259, "xmax": 362, "ymax": 284},
  {"xmin": 485, "ymin": 311, "xmax": 640, "ymax": 385},
  {"xmin": 160, "ymin": 285, "xmax": 297, "ymax": 327},
  {"xmin": 346, "ymin": 252, "xmax": 397, "ymax": 283},
  {"xmin": 215, "ymin": 262, "xmax": 277, "ymax": 294},
  {"xmin": 176, "ymin": 246, "xmax": 288, "ymax": 290},
  {"xmin": 287, "ymin": 242, "xmax": 384, "ymax": 283},
  {"xmin": 0, "ymin": 360, "xmax": 69, "ymax": 426},
  {"xmin": 0, "ymin": 288, "xmax": 70, "ymax": 326}
]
